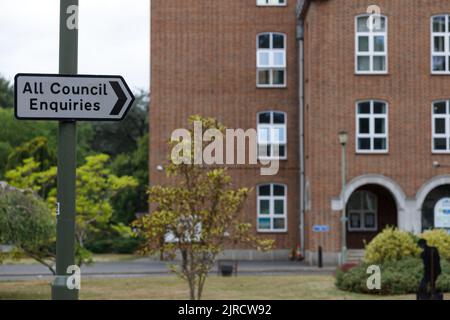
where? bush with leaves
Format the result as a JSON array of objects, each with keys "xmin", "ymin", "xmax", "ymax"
[
  {"xmin": 421, "ymin": 229, "xmax": 450, "ymax": 261},
  {"xmin": 364, "ymin": 227, "xmax": 421, "ymax": 264},
  {"xmin": 336, "ymin": 257, "xmax": 450, "ymax": 295},
  {"xmin": 0, "ymin": 186, "xmax": 56, "ymax": 273}
]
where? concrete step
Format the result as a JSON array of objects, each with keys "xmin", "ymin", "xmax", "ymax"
[{"xmin": 347, "ymin": 250, "xmax": 365, "ymax": 263}]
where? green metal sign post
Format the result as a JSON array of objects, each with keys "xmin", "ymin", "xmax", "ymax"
[
  {"xmin": 51, "ymin": 0, "xmax": 79, "ymax": 300},
  {"xmin": 13, "ymin": 1, "xmax": 134, "ymax": 300}
]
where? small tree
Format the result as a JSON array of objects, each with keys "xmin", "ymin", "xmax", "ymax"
[
  {"xmin": 133, "ymin": 115, "xmax": 273, "ymax": 300},
  {"xmin": 0, "ymin": 185, "xmax": 56, "ymax": 274}
]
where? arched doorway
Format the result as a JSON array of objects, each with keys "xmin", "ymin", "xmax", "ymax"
[
  {"xmin": 346, "ymin": 184, "xmax": 398, "ymax": 249},
  {"xmin": 421, "ymin": 185, "xmax": 450, "ymax": 231}
]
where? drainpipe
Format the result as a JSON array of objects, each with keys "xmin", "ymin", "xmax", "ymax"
[{"xmin": 297, "ymin": 22, "xmax": 306, "ymax": 257}]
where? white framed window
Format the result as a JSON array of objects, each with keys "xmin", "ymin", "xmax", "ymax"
[
  {"xmin": 356, "ymin": 100, "xmax": 388, "ymax": 153},
  {"xmin": 257, "ymin": 33, "xmax": 286, "ymax": 87},
  {"xmin": 257, "ymin": 0, "xmax": 286, "ymax": 6},
  {"xmin": 257, "ymin": 184, "xmax": 287, "ymax": 232},
  {"xmin": 432, "ymin": 100, "xmax": 450, "ymax": 153},
  {"xmin": 347, "ymin": 191, "xmax": 378, "ymax": 232},
  {"xmin": 431, "ymin": 15, "xmax": 450, "ymax": 74},
  {"xmin": 355, "ymin": 15, "xmax": 388, "ymax": 74},
  {"xmin": 257, "ymin": 111, "xmax": 287, "ymax": 159}
]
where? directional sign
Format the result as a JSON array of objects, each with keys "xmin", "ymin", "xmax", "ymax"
[{"xmin": 14, "ymin": 74, "xmax": 135, "ymax": 121}]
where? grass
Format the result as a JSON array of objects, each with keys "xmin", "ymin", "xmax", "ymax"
[{"xmin": 0, "ymin": 275, "xmax": 436, "ymax": 300}]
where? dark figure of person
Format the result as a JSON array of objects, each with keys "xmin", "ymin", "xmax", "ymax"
[{"xmin": 417, "ymin": 239, "xmax": 442, "ymax": 300}]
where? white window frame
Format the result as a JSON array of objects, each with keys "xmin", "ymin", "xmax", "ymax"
[
  {"xmin": 356, "ymin": 100, "xmax": 389, "ymax": 154},
  {"xmin": 257, "ymin": 184, "xmax": 288, "ymax": 233},
  {"xmin": 347, "ymin": 191, "xmax": 378, "ymax": 232},
  {"xmin": 431, "ymin": 15, "xmax": 450, "ymax": 74},
  {"xmin": 256, "ymin": 0, "xmax": 287, "ymax": 6},
  {"xmin": 257, "ymin": 111, "xmax": 287, "ymax": 160},
  {"xmin": 355, "ymin": 14, "xmax": 388, "ymax": 74},
  {"xmin": 257, "ymin": 32, "xmax": 287, "ymax": 88},
  {"xmin": 432, "ymin": 100, "xmax": 450, "ymax": 153}
]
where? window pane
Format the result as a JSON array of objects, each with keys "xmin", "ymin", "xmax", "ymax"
[
  {"xmin": 274, "ymin": 200, "xmax": 284, "ymax": 214},
  {"xmin": 359, "ymin": 118, "xmax": 370, "ymax": 134},
  {"xmin": 273, "ymin": 34, "xmax": 284, "ymax": 49},
  {"xmin": 357, "ymin": 56, "xmax": 370, "ymax": 71},
  {"xmin": 362, "ymin": 192, "xmax": 376, "ymax": 210},
  {"xmin": 259, "ymin": 200, "xmax": 270, "ymax": 215},
  {"xmin": 433, "ymin": 16, "xmax": 446, "ymax": 32},
  {"xmin": 349, "ymin": 213, "xmax": 361, "ymax": 229},
  {"xmin": 273, "ymin": 127, "xmax": 285, "ymax": 142},
  {"xmin": 365, "ymin": 213, "xmax": 376, "ymax": 229},
  {"xmin": 435, "ymin": 118, "xmax": 446, "ymax": 134},
  {"xmin": 258, "ymin": 52, "xmax": 270, "ymax": 66},
  {"xmin": 358, "ymin": 36, "xmax": 369, "ymax": 52},
  {"xmin": 258, "ymin": 34, "xmax": 270, "ymax": 49},
  {"xmin": 273, "ymin": 185, "xmax": 285, "ymax": 196},
  {"xmin": 374, "ymin": 138, "xmax": 387, "ymax": 150},
  {"xmin": 374, "ymin": 36, "xmax": 385, "ymax": 52},
  {"xmin": 434, "ymin": 102, "xmax": 447, "ymax": 114},
  {"xmin": 258, "ymin": 70, "xmax": 270, "ymax": 85},
  {"xmin": 258, "ymin": 127, "xmax": 270, "ymax": 143},
  {"xmin": 272, "ymin": 70, "xmax": 285, "ymax": 85},
  {"xmin": 374, "ymin": 118, "xmax": 385, "ymax": 134},
  {"xmin": 358, "ymin": 138, "xmax": 371, "ymax": 150},
  {"xmin": 259, "ymin": 112, "xmax": 271, "ymax": 124},
  {"xmin": 259, "ymin": 145, "xmax": 271, "ymax": 157},
  {"xmin": 377, "ymin": 17, "xmax": 386, "ymax": 32},
  {"xmin": 358, "ymin": 102, "xmax": 371, "ymax": 114},
  {"xmin": 273, "ymin": 218, "xmax": 285, "ymax": 230},
  {"xmin": 278, "ymin": 145, "xmax": 286, "ymax": 157},
  {"xmin": 373, "ymin": 102, "xmax": 386, "ymax": 114},
  {"xmin": 434, "ymin": 138, "xmax": 447, "ymax": 150},
  {"xmin": 357, "ymin": 16, "xmax": 369, "ymax": 32},
  {"xmin": 433, "ymin": 56, "xmax": 446, "ymax": 71},
  {"xmin": 434, "ymin": 36, "xmax": 445, "ymax": 52},
  {"xmin": 258, "ymin": 218, "xmax": 271, "ymax": 230},
  {"xmin": 273, "ymin": 112, "xmax": 285, "ymax": 124},
  {"xmin": 259, "ymin": 185, "xmax": 271, "ymax": 196},
  {"xmin": 273, "ymin": 52, "xmax": 285, "ymax": 66},
  {"xmin": 373, "ymin": 56, "xmax": 386, "ymax": 71}
]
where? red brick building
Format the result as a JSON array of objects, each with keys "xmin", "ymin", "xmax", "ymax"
[{"xmin": 150, "ymin": 0, "xmax": 450, "ymax": 264}]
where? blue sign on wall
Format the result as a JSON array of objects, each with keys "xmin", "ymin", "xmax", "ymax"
[{"xmin": 312, "ymin": 225, "xmax": 330, "ymax": 233}]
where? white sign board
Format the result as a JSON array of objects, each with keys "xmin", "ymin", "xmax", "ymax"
[
  {"xmin": 434, "ymin": 198, "xmax": 450, "ymax": 228},
  {"xmin": 14, "ymin": 74, "xmax": 135, "ymax": 121}
]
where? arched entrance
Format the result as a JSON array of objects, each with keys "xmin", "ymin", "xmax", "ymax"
[
  {"xmin": 346, "ymin": 184, "xmax": 398, "ymax": 249},
  {"xmin": 421, "ymin": 185, "xmax": 450, "ymax": 231}
]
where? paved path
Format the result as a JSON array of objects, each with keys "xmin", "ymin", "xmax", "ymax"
[{"xmin": 0, "ymin": 259, "xmax": 335, "ymax": 281}]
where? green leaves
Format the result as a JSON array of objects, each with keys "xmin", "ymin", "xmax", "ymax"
[
  {"xmin": 0, "ymin": 187, "xmax": 56, "ymax": 272},
  {"xmin": 5, "ymin": 153, "xmax": 138, "ymax": 266},
  {"xmin": 134, "ymin": 115, "xmax": 273, "ymax": 300}
]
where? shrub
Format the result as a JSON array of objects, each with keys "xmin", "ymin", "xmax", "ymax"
[
  {"xmin": 421, "ymin": 229, "xmax": 450, "ymax": 261},
  {"xmin": 336, "ymin": 257, "xmax": 450, "ymax": 295},
  {"xmin": 364, "ymin": 227, "xmax": 421, "ymax": 264},
  {"xmin": 86, "ymin": 237, "xmax": 141, "ymax": 254}
]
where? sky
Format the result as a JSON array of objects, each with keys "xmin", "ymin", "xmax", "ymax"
[{"xmin": 0, "ymin": 0, "xmax": 150, "ymax": 92}]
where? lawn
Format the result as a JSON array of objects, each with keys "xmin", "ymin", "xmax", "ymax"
[{"xmin": 0, "ymin": 275, "xmax": 431, "ymax": 300}]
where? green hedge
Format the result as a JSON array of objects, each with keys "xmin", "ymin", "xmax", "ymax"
[
  {"xmin": 86, "ymin": 237, "xmax": 142, "ymax": 254},
  {"xmin": 336, "ymin": 257, "xmax": 450, "ymax": 295}
]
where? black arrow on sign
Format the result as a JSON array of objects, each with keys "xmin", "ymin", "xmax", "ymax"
[{"xmin": 109, "ymin": 81, "xmax": 128, "ymax": 116}]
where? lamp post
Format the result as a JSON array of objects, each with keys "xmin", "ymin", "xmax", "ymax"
[{"xmin": 338, "ymin": 131, "xmax": 348, "ymax": 265}]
